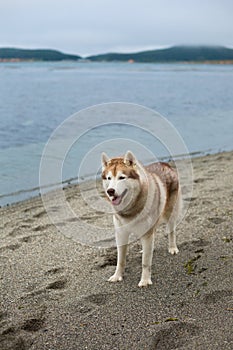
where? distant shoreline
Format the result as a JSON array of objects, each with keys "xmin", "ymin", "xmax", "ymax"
[
  {"xmin": 1, "ymin": 45, "xmax": 233, "ymax": 63},
  {"xmin": 1, "ymin": 58, "xmax": 233, "ymax": 65}
]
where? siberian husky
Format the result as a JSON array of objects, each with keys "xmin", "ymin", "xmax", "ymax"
[{"xmin": 101, "ymin": 151, "xmax": 182, "ymax": 287}]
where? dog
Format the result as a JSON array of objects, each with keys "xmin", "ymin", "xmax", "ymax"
[{"xmin": 101, "ymin": 151, "xmax": 182, "ymax": 287}]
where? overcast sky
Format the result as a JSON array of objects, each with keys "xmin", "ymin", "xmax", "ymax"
[{"xmin": 0, "ymin": 0, "xmax": 232, "ymax": 56}]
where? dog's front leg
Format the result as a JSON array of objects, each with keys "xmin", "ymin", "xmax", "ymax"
[
  {"xmin": 138, "ymin": 229, "xmax": 154, "ymax": 287},
  {"xmin": 108, "ymin": 244, "xmax": 128, "ymax": 282}
]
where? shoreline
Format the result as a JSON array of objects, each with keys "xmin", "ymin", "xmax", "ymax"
[
  {"xmin": 0, "ymin": 150, "xmax": 233, "ymax": 349},
  {"xmin": 0, "ymin": 148, "xmax": 227, "ymax": 208},
  {"xmin": 1, "ymin": 59, "xmax": 233, "ymax": 65}
]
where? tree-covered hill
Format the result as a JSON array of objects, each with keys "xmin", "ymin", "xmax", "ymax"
[
  {"xmin": 0, "ymin": 48, "xmax": 81, "ymax": 61},
  {"xmin": 1, "ymin": 46, "xmax": 233, "ymax": 63},
  {"xmin": 87, "ymin": 46, "xmax": 233, "ymax": 63}
]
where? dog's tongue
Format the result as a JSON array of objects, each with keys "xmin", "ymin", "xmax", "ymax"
[{"xmin": 112, "ymin": 196, "xmax": 122, "ymax": 206}]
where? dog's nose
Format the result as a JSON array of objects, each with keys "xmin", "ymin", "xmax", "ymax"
[{"xmin": 107, "ymin": 188, "xmax": 115, "ymax": 197}]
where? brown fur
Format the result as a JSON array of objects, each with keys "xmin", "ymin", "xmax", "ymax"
[
  {"xmin": 145, "ymin": 162, "xmax": 179, "ymax": 215},
  {"xmin": 102, "ymin": 158, "xmax": 179, "ymax": 221},
  {"xmin": 102, "ymin": 158, "xmax": 139, "ymax": 180}
]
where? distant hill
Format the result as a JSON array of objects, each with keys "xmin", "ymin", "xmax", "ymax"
[
  {"xmin": 87, "ymin": 46, "xmax": 233, "ymax": 63},
  {"xmin": 0, "ymin": 48, "xmax": 81, "ymax": 61},
  {"xmin": 1, "ymin": 46, "xmax": 233, "ymax": 63}
]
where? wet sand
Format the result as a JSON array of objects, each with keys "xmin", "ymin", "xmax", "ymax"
[{"xmin": 0, "ymin": 151, "xmax": 233, "ymax": 349}]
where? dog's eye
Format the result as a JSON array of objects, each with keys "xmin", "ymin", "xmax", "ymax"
[
  {"xmin": 107, "ymin": 176, "xmax": 111, "ymax": 180},
  {"xmin": 119, "ymin": 176, "xmax": 126, "ymax": 180}
]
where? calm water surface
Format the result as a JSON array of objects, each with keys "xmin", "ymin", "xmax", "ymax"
[{"xmin": 0, "ymin": 61, "xmax": 233, "ymax": 205}]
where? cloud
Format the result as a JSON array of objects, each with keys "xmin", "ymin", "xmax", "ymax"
[{"xmin": 0, "ymin": 0, "xmax": 233, "ymax": 55}]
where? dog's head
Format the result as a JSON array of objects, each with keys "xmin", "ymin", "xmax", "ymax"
[{"xmin": 101, "ymin": 151, "xmax": 141, "ymax": 211}]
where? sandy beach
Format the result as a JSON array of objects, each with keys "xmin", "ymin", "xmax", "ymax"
[{"xmin": 0, "ymin": 151, "xmax": 232, "ymax": 350}]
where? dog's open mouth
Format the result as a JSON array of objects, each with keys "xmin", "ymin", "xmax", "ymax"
[{"xmin": 111, "ymin": 189, "xmax": 128, "ymax": 206}]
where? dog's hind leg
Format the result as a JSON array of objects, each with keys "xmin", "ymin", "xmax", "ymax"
[
  {"xmin": 167, "ymin": 220, "xmax": 179, "ymax": 255},
  {"xmin": 166, "ymin": 191, "xmax": 182, "ymax": 255},
  {"xmin": 138, "ymin": 229, "xmax": 154, "ymax": 287}
]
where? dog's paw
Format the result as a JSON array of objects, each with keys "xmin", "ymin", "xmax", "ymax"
[
  {"xmin": 138, "ymin": 278, "xmax": 153, "ymax": 287},
  {"xmin": 169, "ymin": 246, "xmax": 179, "ymax": 255},
  {"xmin": 108, "ymin": 274, "xmax": 123, "ymax": 283}
]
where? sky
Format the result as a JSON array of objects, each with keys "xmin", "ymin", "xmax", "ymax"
[{"xmin": 0, "ymin": 0, "xmax": 233, "ymax": 57}]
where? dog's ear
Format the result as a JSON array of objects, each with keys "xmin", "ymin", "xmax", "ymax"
[
  {"xmin": 101, "ymin": 152, "xmax": 109, "ymax": 168},
  {"xmin": 124, "ymin": 151, "xmax": 137, "ymax": 166}
]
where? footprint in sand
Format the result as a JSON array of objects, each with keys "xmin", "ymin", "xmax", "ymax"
[
  {"xmin": 8, "ymin": 223, "xmax": 31, "ymax": 237},
  {"xmin": 32, "ymin": 210, "xmax": 46, "ymax": 219},
  {"xmin": 0, "ymin": 333, "xmax": 27, "ymax": 350},
  {"xmin": 207, "ymin": 217, "xmax": 225, "ymax": 225},
  {"xmin": 45, "ymin": 267, "xmax": 64, "ymax": 275},
  {"xmin": 19, "ymin": 235, "xmax": 44, "ymax": 243},
  {"xmin": 46, "ymin": 278, "xmax": 67, "ymax": 290},
  {"xmin": 94, "ymin": 253, "xmax": 117, "ymax": 269},
  {"xmin": 0, "ymin": 243, "xmax": 21, "ymax": 253},
  {"xmin": 23, "ymin": 204, "xmax": 42, "ymax": 213},
  {"xmin": 32, "ymin": 224, "xmax": 52, "ymax": 232},
  {"xmin": 83, "ymin": 292, "xmax": 113, "ymax": 306},
  {"xmin": 180, "ymin": 239, "xmax": 210, "ymax": 251},
  {"xmin": 73, "ymin": 293, "xmax": 112, "ymax": 316},
  {"xmin": 21, "ymin": 317, "xmax": 45, "ymax": 332},
  {"xmin": 0, "ymin": 310, "xmax": 39, "ymax": 349},
  {"xmin": 21, "ymin": 271, "xmax": 67, "ymax": 299},
  {"xmin": 202, "ymin": 289, "xmax": 233, "ymax": 304},
  {"xmin": 151, "ymin": 322, "xmax": 199, "ymax": 350}
]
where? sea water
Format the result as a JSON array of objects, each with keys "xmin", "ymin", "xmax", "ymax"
[{"xmin": 0, "ymin": 61, "xmax": 233, "ymax": 206}]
